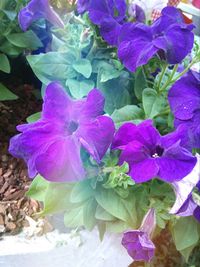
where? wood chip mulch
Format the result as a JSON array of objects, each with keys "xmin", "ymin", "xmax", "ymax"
[{"xmin": 0, "ymin": 83, "xmax": 42, "ymax": 235}]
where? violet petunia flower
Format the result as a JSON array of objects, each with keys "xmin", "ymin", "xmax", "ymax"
[
  {"xmin": 9, "ymin": 82, "xmax": 115, "ymax": 182},
  {"xmin": 118, "ymin": 6, "xmax": 194, "ymax": 72},
  {"xmin": 77, "ymin": 0, "xmax": 90, "ymax": 14},
  {"xmin": 18, "ymin": 0, "xmax": 64, "ymax": 32},
  {"xmin": 112, "ymin": 120, "xmax": 197, "ymax": 183},
  {"xmin": 170, "ymin": 154, "xmax": 200, "ymax": 222},
  {"xmin": 168, "ymin": 71, "xmax": 200, "ymax": 149},
  {"xmin": 122, "ymin": 208, "xmax": 156, "ymax": 262},
  {"xmin": 77, "ymin": 0, "xmax": 127, "ymax": 45},
  {"xmin": 128, "ymin": 4, "xmax": 146, "ymax": 23}
]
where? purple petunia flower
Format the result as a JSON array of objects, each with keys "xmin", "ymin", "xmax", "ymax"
[
  {"xmin": 168, "ymin": 71, "xmax": 200, "ymax": 149},
  {"xmin": 170, "ymin": 154, "xmax": 200, "ymax": 222},
  {"xmin": 77, "ymin": 0, "xmax": 90, "ymax": 14},
  {"xmin": 128, "ymin": 4, "xmax": 146, "ymax": 23},
  {"xmin": 18, "ymin": 0, "xmax": 64, "ymax": 32},
  {"xmin": 112, "ymin": 120, "xmax": 197, "ymax": 183},
  {"xmin": 118, "ymin": 6, "xmax": 194, "ymax": 72},
  {"xmin": 122, "ymin": 208, "xmax": 156, "ymax": 262},
  {"xmin": 9, "ymin": 82, "xmax": 115, "ymax": 182},
  {"xmin": 77, "ymin": 0, "xmax": 127, "ymax": 45}
]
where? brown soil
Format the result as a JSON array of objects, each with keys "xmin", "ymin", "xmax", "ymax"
[{"xmin": 0, "ymin": 83, "xmax": 42, "ymax": 235}]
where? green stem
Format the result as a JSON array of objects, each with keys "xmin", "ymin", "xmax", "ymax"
[
  {"xmin": 157, "ymin": 64, "xmax": 168, "ymax": 90},
  {"xmin": 159, "ymin": 57, "xmax": 199, "ymax": 94},
  {"xmin": 142, "ymin": 65, "xmax": 153, "ymax": 88},
  {"xmin": 172, "ymin": 58, "xmax": 198, "ymax": 81},
  {"xmin": 159, "ymin": 64, "xmax": 177, "ymax": 93},
  {"xmin": 169, "ymin": 64, "xmax": 178, "ymax": 81}
]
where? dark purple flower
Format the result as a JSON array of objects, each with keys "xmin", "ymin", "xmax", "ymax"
[
  {"xmin": 9, "ymin": 82, "xmax": 115, "ymax": 182},
  {"xmin": 77, "ymin": 0, "xmax": 127, "ymax": 45},
  {"xmin": 112, "ymin": 120, "xmax": 197, "ymax": 183},
  {"xmin": 170, "ymin": 154, "xmax": 200, "ymax": 222},
  {"xmin": 168, "ymin": 71, "xmax": 200, "ymax": 149},
  {"xmin": 122, "ymin": 209, "xmax": 156, "ymax": 262},
  {"xmin": 118, "ymin": 6, "xmax": 194, "ymax": 72},
  {"xmin": 128, "ymin": 4, "xmax": 146, "ymax": 23},
  {"xmin": 18, "ymin": 0, "xmax": 64, "ymax": 32}
]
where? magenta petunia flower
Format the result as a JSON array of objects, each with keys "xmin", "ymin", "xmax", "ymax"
[
  {"xmin": 18, "ymin": 0, "xmax": 64, "ymax": 32},
  {"xmin": 170, "ymin": 154, "xmax": 200, "ymax": 222},
  {"xmin": 77, "ymin": 0, "xmax": 127, "ymax": 45},
  {"xmin": 168, "ymin": 71, "xmax": 200, "ymax": 149},
  {"xmin": 118, "ymin": 6, "xmax": 194, "ymax": 72},
  {"xmin": 9, "ymin": 82, "xmax": 115, "ymax": 182},
  {"xmin": 112, "ymin": 120, "xmax": 197, "ymax": 183},
  {"xmin": 122, "ymin": 208, "xmax": 156, "ymax": 262}
]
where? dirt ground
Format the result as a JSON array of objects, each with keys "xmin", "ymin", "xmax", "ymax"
[{"xmin": 0, "ymin": 83, "xmax": 42, "ymax": 235}]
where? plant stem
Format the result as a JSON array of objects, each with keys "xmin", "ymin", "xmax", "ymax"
[
  {"xmin": 159, "ymin": 56, "xmax": 199, "ymax": 94},
  {"xmin": 157, "ymin": 64, "xmax": 168, "ymax": 90}
]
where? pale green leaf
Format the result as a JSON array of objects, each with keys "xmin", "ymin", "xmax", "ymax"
[
  {"xmin": 73, "ymin": 59, "xmax": 92, "ymax": 78},
  {"xmin": 0, "ymin": 54, "xmax": 10, "ymax": 73},
  {"xmin": 0, "ymin": 83, "xmax": 18, "ymax": 101},
  {"xmin": 142, "ymin": 88, "xmax": 165, "ymax": 119}
]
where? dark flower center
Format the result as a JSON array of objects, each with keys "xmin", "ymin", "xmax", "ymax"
[
  {"xmin": 68, "ymin": 121, "xmax": 79, "ymax": 134},
  {"xmin": 151, "ymin": 145, "xmax": 164, "ymax": 158}
]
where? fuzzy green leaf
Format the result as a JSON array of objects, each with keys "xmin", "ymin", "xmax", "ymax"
[
  {"xmin": 172, "ymin": 217, "xmax": 199, "ymax": 261},
  {"xmin": 0, "ymin": 83, "xmax": 18, "ymax": 100},
  {"xmin": 73, "ymin": 59, "xmax": 92, "ymax": 78},
  {"xmin": 142, "ymin": 88, "xmax": 165, "ymax": 119},
  {"xmin": 111, "ymin": 105, "xmax": 143, "ymax": 128},
  {"xmin": 0, "ymin": 54, "xmax": 10, "ymax": 73}
]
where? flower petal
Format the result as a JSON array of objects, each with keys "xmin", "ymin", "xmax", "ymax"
[
  {"xmin": 80, "ymin": 89, "xmax": 105, "ymax": 121},
  {"xmin": 35, "ymin": 137, "xmax": 85, "ymax": 182},
  {"xmin": 168, "ymin": 71, "xmax": 200, "ymax": 120},
  {"xmin": 18, "ymin": 0, "xmax": 64, "ymax": 31},
  {"xmin": 77, "ymin": 116, "xmax": 115, "ymax": 162},
  {"xmin": 122, "ymin": 230, "xmax": 155, "ymax": 262},
  {"xmin": 129, "ymin": 158, "xmax": 159, "ymax": 183},
  {"xmin": 158, "ymin": 142, "xmax": 197, "ymax": 182},
  {"xmin": 118, "ymin": 23, "xmax": 158, "ymax": 72},
  {"xmin": 112, "ymin": 123, "xmax": 137, "ymax": 150},
  {"xmin": 170, "ymin": 155, "xmax": 200, "ymax": 214}
]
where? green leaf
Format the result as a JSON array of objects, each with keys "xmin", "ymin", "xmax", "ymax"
[
  {"xmin": 111, "ymin": 105, "xmax": 144, "ymax": 127},
  {"xmin": 64, "ymin": 206, "xmax": 84, "ymax": 228},
  {"xmin": 66, "ymin": 78, "xmax": 94, "ymax": 98},
  {"xmin": 27, "ymin": 51, "xmax": 77, "ymax": 85},
  {"xmin": 83, "ymin": 199, "xmax": 97, "ymax": 230},
  {"xmin": 134, "ymin": 68, "xmax": 147, "ymax": 100},
  {"xmin": 0, "ymin": 83, "xmax": 18, "ymax": 101},
  {"xmin": 95, "ymin": 187, "xmax": 137, "ymax": 227},
  {"xmin": 42, "ymin": 182, "xmax": 74, "ymax": 215},
  {"xmin": 0, "ymin": 54, "xmax": 10, "ymax": 73},
  {"xmin": 0, "ymin": 40, "xmax": 22, "ymax": 56},
  {"xmin": 97, "ymin": 222, "xmax": 106, "ymax": 241},
  {"xmin": 2, "ymin": 10, "xmax": 16, "ymax": 21},
  {"xmin": 106, "ymin": 220, "xmax": 129, "ymax": 233},
  {"xmin": 73, "ymin": 59, "xmax": 92, "ymax": 78},
  {"xmin": 172, "ymin": 217, "xmax": 199, "ymax": 261},
  {"xmin": 70, "ymin": 179, "xmax": 94, "ymax": 204},
  {"xmin": 26, "ymin": 175, "xmax": 49, "ymax": 202},
  {"xmin": 26, "ymin": 112, "xmax": 41, "ymax": 123},
  {"xmin": 97, "ymin": 72, "xmax": 131, "ymax": 114},
  {"xmin": 95, "ymin": 188, "xmax": 128, "ymax": 222},
  {"xmin": 98, "ymin": 61, "xmax": 121, "ymax": 82},
  {"xmin": 6, "ymin": 30, "xmax": 43, "ymax": 50},
  {"xmin": 95, "ymin": 205, "xmax": 116, "ymax": 221},
  {"xmin": 142, "ymin": 88, "xmax": 165, "ymax": 119}
]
